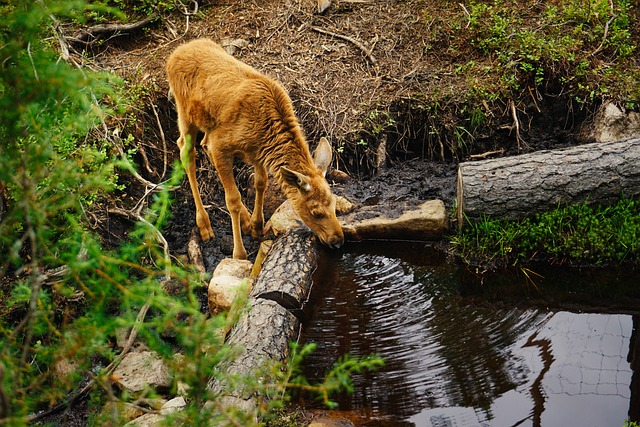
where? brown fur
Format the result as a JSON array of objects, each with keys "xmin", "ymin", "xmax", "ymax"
[{"xmin": 166, "ymin": 38, "xmax": 344, "ymax": 259}]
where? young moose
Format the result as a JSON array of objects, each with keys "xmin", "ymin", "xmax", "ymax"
[{"xmin": 166, "ymin": 39, "xmax": 344, "ymax": 259}]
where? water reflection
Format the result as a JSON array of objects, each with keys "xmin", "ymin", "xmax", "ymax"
[{"xmin": 300, "ymin": 242, "xmax": 637, "ymax": 427}]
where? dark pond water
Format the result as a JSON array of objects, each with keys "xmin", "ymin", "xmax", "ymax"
[{"xmin": 300, "ymin": 242, "xmax": 640, "ymax": 427}]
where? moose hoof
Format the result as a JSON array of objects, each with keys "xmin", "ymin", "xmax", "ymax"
[{"xmin": 199, "ymin": 227, "xmax": 215, "ymax": 241}]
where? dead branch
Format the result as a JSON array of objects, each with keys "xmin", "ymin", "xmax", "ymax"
[
  {"xmin": 150, "ymin": 103, "xmax": 169, "ymax": 181},
  {"xmin": 311, "ymin": 26, "xmax": 377, "ymax": 66},
  {"xmin": 469, "ymin": 149, "xmax": 505, "ymax": 160},
  {"xmin": 111, "ymin": 129, "xmax": 178, "ymax": 192},
  {"xmin": 107, "ymin": 207, "xmax": 171, "ymax": 276},
  {"xmin": 69, "ymin": 12, "xmax": 158, "ymax": 44},
  {"xmin": 509, "ymin": 99, "xmax": 529, "ymax": 150}
]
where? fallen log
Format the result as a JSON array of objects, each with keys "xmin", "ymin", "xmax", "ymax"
[
  {"xmin": 456, "ymin": 138, "xmax": 640, "ymax": 225},
  {"xmin": 206, "ymin": 229, "xmax": 319, "ymax": 415}
]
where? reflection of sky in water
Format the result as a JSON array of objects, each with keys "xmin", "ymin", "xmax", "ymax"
[
  {"xmin": 302, "ymin": 249, "xmax": 635, "ymax": 427},
  {"xmin": 409, "ymin": 313, "xmax": 633, "ymax": 427}
]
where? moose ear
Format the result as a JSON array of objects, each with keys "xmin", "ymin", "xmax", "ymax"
[
  {"xmin": 313, "ymin": 137, "xmax": 333, "ymax": 177},
  {"xmin": 281, "ymin": 167, "xmax": 312, "ymax": 192}
]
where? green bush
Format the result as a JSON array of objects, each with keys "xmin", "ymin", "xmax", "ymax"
[{"xmin": 452, "ymin": 197, "xmax": 640, "ymax": 266}]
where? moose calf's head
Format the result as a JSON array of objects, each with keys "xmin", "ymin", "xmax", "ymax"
[{"xmin": 280, "ymin": 137, "xmax": 344, "ymax": 249}]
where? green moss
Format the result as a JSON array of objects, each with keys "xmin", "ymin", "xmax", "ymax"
[{"xmin": 452, "ymin": 196, "xmax": 640, "ymax": 266}]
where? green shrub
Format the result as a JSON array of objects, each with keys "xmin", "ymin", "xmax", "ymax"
[{"xmin": 452, "ymin": 197, "xmax": 640, "ymax": 266}]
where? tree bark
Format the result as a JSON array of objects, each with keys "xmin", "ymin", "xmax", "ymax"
[
  {"xmin": 456, "ymin": 138, "xmax": 640, "ymax": 225},
  {"xmin": 206, "ymin": 229, "xmax": 319, "ymax": 414}
]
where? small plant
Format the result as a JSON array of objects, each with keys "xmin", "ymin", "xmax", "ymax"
[{"xmin": 452, "ymin": 197, "xmax": 640, "ymax": 267}]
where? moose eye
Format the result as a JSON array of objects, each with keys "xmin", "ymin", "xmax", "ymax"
[{"xmin": 311, "ymin": 211, "xmax": 326, "ymax": 220}]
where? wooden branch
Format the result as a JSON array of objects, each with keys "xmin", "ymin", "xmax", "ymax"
[
  {"xmin": 150, "ymin": 102, "xmax": 169, "ymax": 180},
  {"xmin": 311, "ymin": 26, "xmax": 377, "ymax": 66},
  {"xmin": 107, "ymin": 207, "xmax": 171, "ymax": 276},
  {"xmin": 469, "ymin": 149, "xmax": 505, "ymax": 160},
  {"xmin": 70, "ymin": 13, "xmax": 158, "ymax": 44},
  {"xmin": 111, "ymin": 131, "xmax": 178, "ymax": 192}
]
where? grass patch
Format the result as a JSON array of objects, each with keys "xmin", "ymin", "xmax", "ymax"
[{"xmin": 452, "ymin": 196, "xmax": 640, "ymax": 266}]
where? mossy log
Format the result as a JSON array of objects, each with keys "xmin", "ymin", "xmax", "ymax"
[
  {"xmin": 456, "ymin": 138, "xmax": 640, "ymax": 225},
  {"xmin": 206, "ymin": 230, "xmax": 319, "ymax": 413}
]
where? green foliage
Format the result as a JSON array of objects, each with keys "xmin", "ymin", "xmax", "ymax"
[
  {"xmin": 0, "ymin": 1, "xmax": 381, "ymax": 426},
  {"xmin": 452, "ymin": 197, "xmax": 640, "ymax": 266},
  {"xmin": 465, "ymin": 0, "xmax": 637, "ymax": 101}
]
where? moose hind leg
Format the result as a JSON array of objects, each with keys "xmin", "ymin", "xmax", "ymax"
[{"xmin": 178, "ymin": 130, "xmax": 214, "ymax": 241}]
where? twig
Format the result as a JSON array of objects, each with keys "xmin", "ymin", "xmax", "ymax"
[
  {"xmin": 107, "ymin": 207, "xmax": 171, "ymax": 277},
  {"xmin": 111, "ymin": 130, "xmax": 179, "ymax": 192},
  {"xmin": 459, "ymin": 3, "xmax": 471, "ymax": 28},
  {"xmin": 590, "ymin": 15, "xmax": 616, "ymax": 57},
  {"xmin": 469, "ymin": 149, "xmax": 505, "ymax": 160},
  {"xmin": 311, "ymin": 26, "xmax": 377, "ymax": 66},
  {"xmin": 150, "ymin": 103, "xmax": 169, "ymax": 181},
  {"xmin": 509, "ymin": 99, "xmax": 529, "ymax": 150},
  {"xmin": 69, "ymin": 12, "xmax": 159, "ymax": 44}
]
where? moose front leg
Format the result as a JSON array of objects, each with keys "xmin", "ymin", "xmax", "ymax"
[{"xmin": 213, "ymin": 159, "xmax": 249, "ymax": 260}]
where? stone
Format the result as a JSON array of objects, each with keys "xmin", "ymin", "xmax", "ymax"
[
  {"xmin": 122, "ymin": 397, "xmax": 186, "ymax": 426},
  {"xmin": 97, "ymin": 401, "xmax": 144, "ymax": 426},
  {"xmin": 208, "ymin": 258, "xmax": 253, "ymax": 314},
  {"xmin": 317, "ymin": 0, "xmax": 332, "ymax": 13},
  {"xmin": 267, "ymin": 196, "xmax": 354, "ymax": 238},
  {"xmin": 340, "ymin": 199, "xmax": 448, "ymax": 241},
  {"xmin": 335, "ymin": 195, "xmax": 355, "ymax": 215},
  {"xmin": 123, "ymin": 413, "xmax": 164, "ymax": 427},
  {"xmin": 160, "ymin": 396, "xmax": 186, "ymax": 413},
  {"xmin": 588, "ymin": 101, "xmax": 640, "ymax": 142},
  {"xmin": 112, "ymin": 351, "xmax": 172, "ymax": 394},
  {"xmin": 267, "ymin": 200, "xmax": 303, "ymax": 237}
]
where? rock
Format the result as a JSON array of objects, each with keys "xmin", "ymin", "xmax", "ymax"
[
  {"xmin": 267, "ymin": 196, "xmax": 354, "ymax": 238},
  {"xmin": 335, "ymin": 195, "xmax": 355, "ymax": 215},
  {"xmin": 123, "ymin": 413, "xmax": 164, "ymax": 427},
  {"xmin": 208, "ymin": 258, "xmax": 253, "ymax": 314},
  {"xmin": 220, "ymin": 38, "xmax": 249, "ymax": 55},
  {"xmin": 114, "ymin": 327, "xmax": 147, "ymax": 351},
  {"xmin": 122, "ymin": 397, "xmax": 187, "ymax": 426},
  {"xmin": 52, "ymin": 358, "xmax": 78, "ymax": 383},
  {"xmin": 97, "ymin": 401, "xmax": 144, "ymax": 426},
  {"xmin": 160, "ymin": 396, "xmax": 186, "ymax": 413},
  {"xmin": 317, "ymin": 0, "xmax": 332, "ymax": 13},
  {"xmin": 340, "ymin": 199, "xmax": 448, "ymax": 241},
  {"xmin": 267, "ymin": 200, "xmax": 304, "ymax": 237},
  {"xmin": 587, "ymin": 101, "xmax": 640, "ymax": 142},
  {"xmin": 112, "ymin": 351, "xmax": 172, "ymax": 394}
]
